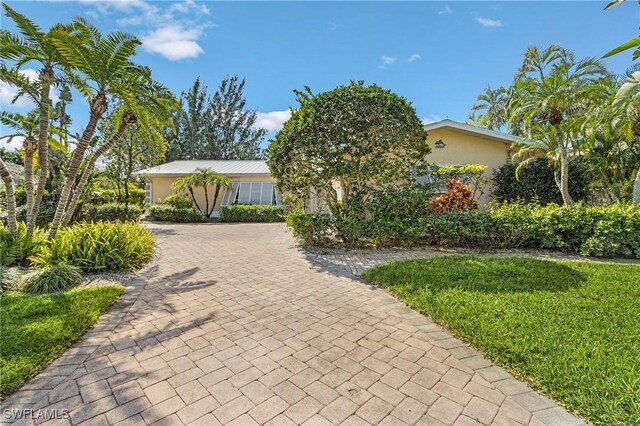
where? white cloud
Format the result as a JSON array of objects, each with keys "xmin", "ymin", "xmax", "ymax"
[
  {"xmin": 44, "ymin": 0, "xmax": 211, "ymax": 61},
  {"xmin": 438, "ymin": 5, "xmax": 453, "ymax": 15},
  {"xmin": 408, "ymin": 54, "xmax": 421, "ymax": 63},
  {"xmin": 255, "ymin": 110, "xmax": 291, "ymax": 132},
  {"xmin": 0, "ymin": 68, "xmax": 59, "ymax": 109},
  {"xmin": 381, "ymin": 56, "xmax": 397, "ymax": 65},
  {"xmin": 477, "ymin": 17, "xmax": 502, "ymax": 28},
  {"xmin": 0, "ymin": 135, "xmax": 24, "ymax": 152},
  {"xmin": 421, "ymin": 114, "xmax": 443, "ymax": 125},
  {"xmin": 141, "ymin": 25, "xmax": 205, "ymax": 61}
]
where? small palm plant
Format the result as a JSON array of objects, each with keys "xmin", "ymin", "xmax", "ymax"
[{"xmin": 172, "ymin": 168, "xmax": 232, "ymax": 217}]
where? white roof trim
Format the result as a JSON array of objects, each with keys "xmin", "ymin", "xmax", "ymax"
[{"xmin": 424, "ymin": 119, "xmax": 519, "ymax": 145}]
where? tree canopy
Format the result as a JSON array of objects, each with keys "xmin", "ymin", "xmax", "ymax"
[{"xmin": 266, "ymin": 81, "xmax": 429, "ymax": 215}]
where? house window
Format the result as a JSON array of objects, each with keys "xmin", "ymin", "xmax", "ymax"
[{"xmin": 221, "ymin": 182, "xmax": 282, "ymax": 206}]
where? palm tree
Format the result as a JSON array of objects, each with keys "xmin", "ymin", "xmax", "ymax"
[
  {"xmin": 172, "ymin": 168, "xmax": 232, "ymax": 217},
  {"xmin": 60, "ymin": 71, "xmax": 178, "ymax": 226},
  {"xmin": 510, "ymin": 47, "xmax": 608, "ymax": 205},
  {"xmin": 468, "ymin": 86, "xmax": 510, "ymax": 131},
  {"xmin": 0, "ymin": 158, "xmax": 17, "ymax": 234},
  {"xmin": 46, "ymin": 18, "xmax": 143, "ymax": 239},
  {"xmin": 0, "ymin": 4, "xmax": 71, "ymax": 235}
]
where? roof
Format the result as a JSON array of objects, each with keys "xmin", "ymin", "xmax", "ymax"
[
  {"xmin": 423, "ymin": 119, "xmax": 519, "ymax": 145},
  {"xmin": 136, "ymin": 160, "xmax": 271, "ymax": 176}
]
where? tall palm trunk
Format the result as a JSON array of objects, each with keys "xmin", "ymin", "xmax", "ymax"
[
  {"xmin": 29, "ymin": 68, "xmax": 53, "ymax": 236},
  {"xmin": 633, "ymin": 167, "xmax": 640, "ymax": 204},
  {"xmin": 0, "ymin": 158, "xmax": 17, "ymax": 235},
  {"xmin": 23, "ymin": 137, "xmax": 37, "ymax": 228},
  {"xmin": 49, "ymin": 92, "xmax": 108, "ymax": 239},
  {"xmin": 554, "ymin": 126, "xmax": 575, "ymax": 206},
  {"xmin": 209, "ymin": 185, "xmax": 221, "ymax": 217},
  {"xmin": 61, "ymin": 111, "xmax": 136, "ymax": 226}
]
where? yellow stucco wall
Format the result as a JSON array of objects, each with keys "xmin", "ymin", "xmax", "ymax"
[
  {"xmin": 148, "ymin": 174, "xmax": 275, "ymax": 214},
  {"xmin": 425, "ymin": 127, "xmax": 513, "ymax": 204}
]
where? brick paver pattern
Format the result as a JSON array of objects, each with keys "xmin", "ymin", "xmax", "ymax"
[{"xmin": 2, "ymin": 223, "xmax": 584, "ymax": 426}]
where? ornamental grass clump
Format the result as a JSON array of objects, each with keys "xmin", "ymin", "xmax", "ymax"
[{"xmin": 22, "ymin": 263, "xmax": 83, "ymax": 294}]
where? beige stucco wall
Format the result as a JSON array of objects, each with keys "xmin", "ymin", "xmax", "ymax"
[
  {"xmin": 425, "ymin": 128, "xmax": 513, "ymax": 204},
  {"xmin": 148, "ymin": 174, "xmax": 275, "ymax": 215}
]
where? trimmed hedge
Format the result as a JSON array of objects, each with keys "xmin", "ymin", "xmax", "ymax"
[
  {"xmin": 158, "ymin": 194, "xmax": 192, "ymax": 209},
  {"xmin": 85, "ymin": 203, "xmax": 143, "ymax": 222},
  {"xmin": 287, "ymin": 202, "xmax": 640, "ymax": 258},
  {"xmin": 148, "ymin": 204, "xmax": 204, "ymax": 223},
  {"xmin": 88, "ymin": 187, "xmax": 145, "ymax": 206},
  {"xmin": 220, "ymin": 205, "xmax": 284, "ymax": 223}
]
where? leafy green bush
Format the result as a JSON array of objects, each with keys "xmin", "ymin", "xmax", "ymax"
[
  {"xmin": 0, "ymin": 222, "xmax": 46, "ymax": 267},
  {"xmin": 13, "ymin": 205, "xmax": 55, "ymax": 227},
  {"xmin": 148, "ymin": 204, "xmax": 204, "ymax": 223},
  {"xmin": 30, "ymin": 221, "xmax": 155, "ymax": 272},
  {"xmin": 88, "ymin": 186, "xmax": 145, "ymax": 206},
  {"xmin": 85, "ymin": 203, "xmax": 143, "ymax": 222},
  {"xmin": 22, "ymin": 263, "xmax": 83, "ymax": 294},
  {"xmin": 287, "ymin": 200, "xmax": 640, "ymax": 258},
  {"xmin": 158, "ymin": 193, "xmax": 193, "ymax": 209},
  {"xmin": 493, "ymin": 158, "xmax": 588, "ymax": 205},
  {"xmin": 286, "ymin": 210, "xmax": 334, "ymax": 246},
  {"xmin": 220, "ymin": 204, "xmax": 284, "ymax": 222}
]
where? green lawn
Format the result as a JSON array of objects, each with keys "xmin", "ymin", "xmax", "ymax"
[
  {"xmin": 363, "ymin": 256, "xmax": 640, "ymax": 426},
  {"xmin": 0, "ymin": 286, "xmax": 124, "ymax": 399}
]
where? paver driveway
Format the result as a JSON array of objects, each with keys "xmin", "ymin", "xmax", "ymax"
[{"xmin": 3, "ymin": 223, "xmax": 583, "ymax": 426}]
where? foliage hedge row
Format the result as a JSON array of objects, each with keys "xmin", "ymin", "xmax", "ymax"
[
  {"xmin": 85, "ymin": 203, "xmax": 143, "ymax": 222},
  {"xmin": 148, "ymin": 204, "xmax": 204, "ymax": 223},
  {"xmin": 88, "ymin": 187, "xmax": 145, "ymax": 206},
  {"xmin": 493, "ymin": 158, "xmax": 588, "ymax": 205},
  {"xmin": 288, "ymin": 203, "xmax": 640, "ymax": 258},
  {"xmin": 220, "ymin": 205, "xmax": 285, "ymax": 222}
]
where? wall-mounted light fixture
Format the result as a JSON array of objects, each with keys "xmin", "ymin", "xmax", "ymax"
[{"xmin": 434, "ymin": 139, "xmax": 446, "ymax": 149}]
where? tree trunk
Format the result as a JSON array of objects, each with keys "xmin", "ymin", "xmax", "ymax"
[
  {"xmin": 204, "ymin": 186, "xmax": 210, "ymax": 217},
  {"xmin": 23, "ymin": 138, "xmax": 37, "ymax": 228},
  {"xmin": 0, "ymin": 158, "xmax": 17, "ymax": 235},
  {"xmin": 633, "ymin": 167, "xmax": 640, "ymax": 204},
  {"xmin": 188, "ymin": 187, "xmax": 201, "ymax": 212},
  {"xmin": 554, "ymin": 127, "xmax": 574, "ymax": 206},
  {"xmin": 209, "ymin": 185, "xmax": 221, "ymax": 217},
  {"xmin": 49, "ymin": 92, "xmax": 108, "ymax": 239},
  {"xmin": 29, "ymin": 69, "xmax": 53, "ymax": 236},
  {"xmin": 60, "ymin": 111, "xmax": 136, "ymax": 227}
]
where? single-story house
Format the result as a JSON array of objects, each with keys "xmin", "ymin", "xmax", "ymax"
[
  {"xmin": 138, "ymin": 120, "xmax": 519, "ymax": 214},
  {"xmin": 421, "ymin": 119, "xmax": 519, "ymax": 204},
  {"xmin": 137, "ymin": 160, "xmax": 280, "ymax": 217}
]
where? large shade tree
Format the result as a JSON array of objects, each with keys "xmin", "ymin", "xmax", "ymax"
[{"xmin": 266, "ymin": 81, "xmax": 429, "ymax": 224}]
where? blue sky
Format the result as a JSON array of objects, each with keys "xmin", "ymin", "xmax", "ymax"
[{"xmin": 1, "ymin": 0, "xmax": 638, "ymax": 149}]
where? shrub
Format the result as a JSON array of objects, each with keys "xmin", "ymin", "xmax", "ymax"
[
  {"xmin": 30, "ymin": 221, "xmax": 155, "ymax": 272},
  {"xmin": 21, "ymin": 263, "xmax": 83, "ymax": 294},
  {"xmin": 148, "ymin": 204, "xmax": 204, "ymax": 223},
  {"xmin": 286, "ymin": 210, "xmax": 334, "ymax": 246},
  {"xmin": 361, "ymin": 186, "xmax": 432, "ymax": 246},
  {"xmin": 428, "ymin": 178, "xmax": 478, "ymax": 214},
  {"xmin": 158, "ymin": 193, "xmax": 192, "ymax": 209},
  {"xmin": 0, "ymin": 222, "xmax": 46, "ymax": 267},
  {"xmin": 85, "ymin": 203, "xmax": 143, "ymax": 222},
  {"xmin": 88, "ymin": 187, "xmax": 145, "ymax": 206},
  {"xmin": 220, "ymin": 204, "xmax": 284, "ymax": 223},
  {"xmin": 493, "ymin": 158, "xmax": 588, "ymax": 205}
]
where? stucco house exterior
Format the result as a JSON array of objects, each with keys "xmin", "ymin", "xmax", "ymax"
[
  {"xmin": 137, "ymin": 160, "xmax": 280, "ymax": 217},
  {"xmin": 421, "ymin": 119, "xmax": 519, "ymax": 204},
  {"xmin": 138, "ymin": 120, "xmax": 518, "ymax": 214}
]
